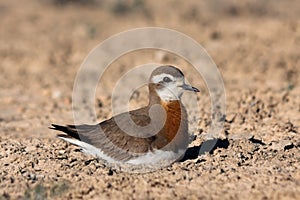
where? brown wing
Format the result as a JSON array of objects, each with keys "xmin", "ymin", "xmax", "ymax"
[{"xmin": 50, "ymin": 107, "xmax": 164, "ymax": 161}]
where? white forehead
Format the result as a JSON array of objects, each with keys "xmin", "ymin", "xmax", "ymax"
[{"xmin": 151, "ymin": 73, "xmax": 182, "ymax": 83}]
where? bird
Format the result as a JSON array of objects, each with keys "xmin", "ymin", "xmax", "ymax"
[{"xmin": 50, "ymin": 65, "xmax": 199, "ymax": 167}]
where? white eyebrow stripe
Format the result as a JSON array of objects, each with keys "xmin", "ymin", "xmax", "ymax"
[{"xmin": 151, "ymin": 73, "xmax": 174, "ymax": 83}]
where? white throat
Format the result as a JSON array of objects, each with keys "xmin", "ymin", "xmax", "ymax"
[{"xmin": 156, "ymin": 87, "xmax": 182, "ymax": 101}]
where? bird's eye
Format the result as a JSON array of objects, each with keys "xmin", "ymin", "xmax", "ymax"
[{"xmin": 163, "ymin": 77, "xmax": 172, "ymax": 82}]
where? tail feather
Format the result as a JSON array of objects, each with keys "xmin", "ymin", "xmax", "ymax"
[
  {"xmin": 49, "ymin": 124, "xmax": 118, "ymax": 163},
  {"xmin": 50, "ymin": 124, "xmax": 80, "ymax": 140}
]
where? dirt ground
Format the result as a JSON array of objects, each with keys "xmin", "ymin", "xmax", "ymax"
[{"xmin": 0, "ymin": 0, "xmax": 299, "ymax": 199}]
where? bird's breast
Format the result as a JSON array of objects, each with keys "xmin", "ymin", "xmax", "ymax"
[{"xmin": 159, "ymin": 100, "xmax": 189, "ymax": 148}]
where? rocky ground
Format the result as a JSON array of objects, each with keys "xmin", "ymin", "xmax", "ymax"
[{"xmin": 0, "ymin": 0, "xmax": 299, "ymax": 199}]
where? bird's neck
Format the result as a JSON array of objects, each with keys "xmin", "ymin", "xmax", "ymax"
[
  {"xmin": 148, "ymin": 87, "xmax": 185, "ymax": 125},
  {"xmin": 148, "ymin": 85, "xmax": 180, "ymax": 105}
]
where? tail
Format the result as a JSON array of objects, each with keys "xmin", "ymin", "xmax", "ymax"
[
  {"xmin": 49, "ymin": 123, "xmax": 102, "ymax": 143},
  {"xmin": 49, "ymin": 124, "xmax": 81, "ymax": 140},
  {"xmin": 49, "ymin": 124, "xmax": 118, "ymax": 162}
]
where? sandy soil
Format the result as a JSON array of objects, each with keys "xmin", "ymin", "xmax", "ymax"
[{"xmin": 0, "ymin": 0, "xmax": 299, "ymax": 199}]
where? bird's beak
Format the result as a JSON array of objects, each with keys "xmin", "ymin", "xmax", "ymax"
[{"xmin": 181, "ymin": 84, "xmax": 200, "ymax": 92}]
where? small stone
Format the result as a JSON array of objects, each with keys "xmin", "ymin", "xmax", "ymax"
[
  {"xmin": 52, "ymin": 90, "xmax": 62, "ymax": 99},
  {"xmin": 58, "ymin": 150, "xmax": 65, "ymax": 155},
  {"xmin": 269, "ymin": 140, "xmax": 293, "ymax": 151}
]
